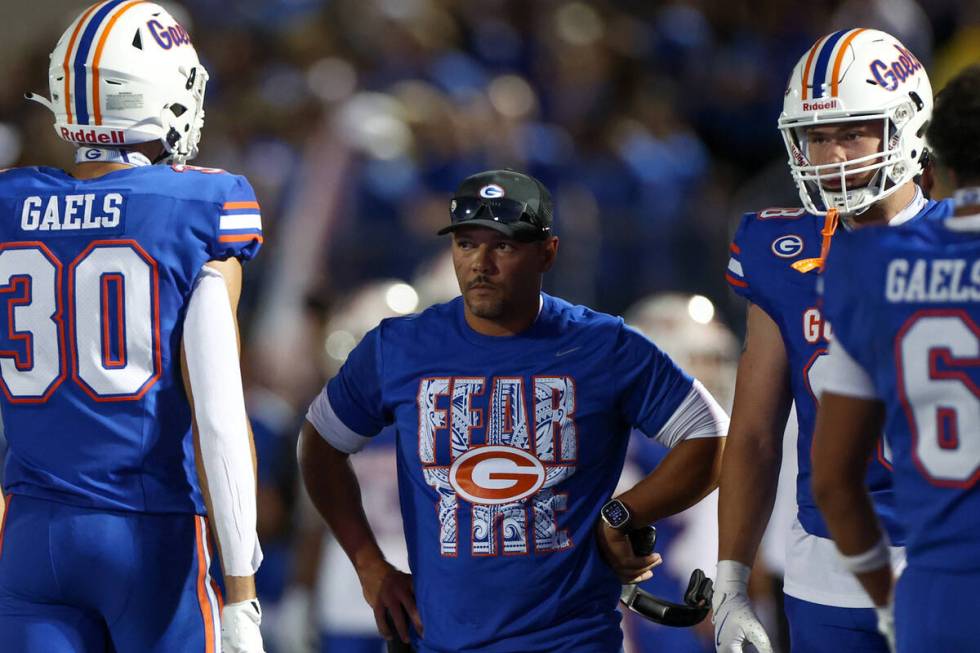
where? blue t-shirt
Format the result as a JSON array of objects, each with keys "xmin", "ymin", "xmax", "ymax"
[
  {"xmin": 322, "ymin": 293, "xmax": 695, "ymax": 652},
  {"xmin": 822, "ymin": 205, "xmax": 980, "ymax": 572},
  {"xmin": 726, "ymin": 202, "xmax": 948, "ymax": 541},
  {"xmin": 0, "ymin": 164, "xmax": 262, "ymax": 514}
]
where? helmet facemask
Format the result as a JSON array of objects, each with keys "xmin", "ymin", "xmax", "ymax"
[
  {"xmin": 160, "ymin": 64, "xmax": 209, "ymax": 164},
  {"xmin": 780, "ymin": 97, "xmax": 922, "ymax": 218}
]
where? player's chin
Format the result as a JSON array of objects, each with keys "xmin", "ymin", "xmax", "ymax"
[{"xmin": 465, "ymin": 292, "xmax": 506, "ymax": 319}]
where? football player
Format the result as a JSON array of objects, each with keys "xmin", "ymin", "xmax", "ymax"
[
  {"xmin": 0, "ymin": 3, "xmax": 264, "ymax": 651},
  {"xmin": 812, "ymin": 64, "xmax": 980, "ymax": 653},
  {"xmin": 714, "ymin": 29, "xmax": 939, "ymax": 653}
]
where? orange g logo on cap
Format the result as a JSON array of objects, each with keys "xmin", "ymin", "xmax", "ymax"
[{"xmin": 449, "ymin": 445, "xmax": 546, "ymax": 505}]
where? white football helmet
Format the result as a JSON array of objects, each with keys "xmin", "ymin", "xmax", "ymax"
[
  {"xmin": 624, "ymin": 293, "xmax": 739, "ymax": 409},
  {"xmin": 779, "ymin": 28, "xmax": 932, "ymax": 216},
  {"xmin": 27, "ymin": 1, "xmax": 208, "ymax": 164}
]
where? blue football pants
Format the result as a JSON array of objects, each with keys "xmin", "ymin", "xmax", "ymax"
[
  {"xmin": 784, "ymin": 594, "xmax": 890, "ymax": 653},
  {"xmin": 895, "ymin": 565, "xmax": 977, "ymax": 653},
  {"xmin": 0, "ymin": 494, "xmax": 224, "ymax": 652}
]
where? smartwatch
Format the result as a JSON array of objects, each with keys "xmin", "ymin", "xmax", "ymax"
[{"xmin": 601, "ymin": 498, "xmax": 631, "ymax": 531}]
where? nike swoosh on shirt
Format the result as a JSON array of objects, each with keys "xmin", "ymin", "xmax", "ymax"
[{"xmin": 555, "ymin": 346, "xmax": 582, "ymax": 357}]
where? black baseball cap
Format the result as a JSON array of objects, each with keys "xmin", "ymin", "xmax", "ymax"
[{"xmin": 438, "ymin": 169, "xmax": 554, "ymax": 242}]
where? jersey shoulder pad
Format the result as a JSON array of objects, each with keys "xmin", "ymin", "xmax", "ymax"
[
  {"xmin": 727, "ymin": 208, "xmax": 822, "ymax": 303},
  {"xmin": 155, "ymin": 168, "xmax": 263, "ymax": 262},
  {"xmin": 156, "ymin": 164, "xmax": 242, "ymax": 200},
  {"xmin": 169, "ymin": 163, "xmax": 230, "ymax": 176},
  {"xmin": 919, "ymin": 197, "xmax": 954, "ymax": 222},
  {"xmin": 823, "ymin": 225, "xmax": 895, "ymax": 311},
  {"xmin": 754, "ymin": 206, "xmax": 810, "ymax": 221},
  {"xmin": 735, "ymin": 207, "xmax": 822, "ymax": 248},
  {"xmin": 824, "ymin": 224, "xmax": 867, "ymax": 274},
  {"xmin": 0, "ymin": 167, "xmax": 26, "ymax": 193},
  {"xmin": 0, "ymin": 167, "xmax": 72, "ymax": 203}
]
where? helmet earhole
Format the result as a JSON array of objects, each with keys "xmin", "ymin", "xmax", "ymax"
[{"xmin": 170, "ymin": 104, "xmax": 187, "ymax": 117}]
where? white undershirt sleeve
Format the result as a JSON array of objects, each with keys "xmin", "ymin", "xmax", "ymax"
[
  {"xmin": 183, "ymin": 265, "xmax": 262, "ymax": 577},
  {"xmin": 822, "ymin": 338, "xmax": 879, "ymax": 400},
  {"xmin": 653, "ymin": 379, "xmax": 729, "ymax": 448},
  {"xmin": 305, "ymin": 388, "xmax": 373, "ymax": 454}
]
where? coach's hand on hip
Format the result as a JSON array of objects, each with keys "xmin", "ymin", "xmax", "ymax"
[
  {"xmin": 359, "ymin": 558, "xmax": 423, "ymax": 644},
  {"xmin": 595, "ymin": 521, "xmax": 662, "ymax": 584}
]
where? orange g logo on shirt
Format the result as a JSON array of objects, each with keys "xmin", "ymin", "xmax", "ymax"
[{"xmin": 449, "ymin": 445, "xmax": 546, "ymax": 505}]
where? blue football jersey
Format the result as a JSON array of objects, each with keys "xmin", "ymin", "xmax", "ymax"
[
  {"xmin": 320, "ymin": 294, "xmax": 696, "ymax": 652},
  {"xmin": 822, "ymin": 206, "xmax": 980, "ymax": 572},
  {"xmin": 0, "ymin": 164, "xmax": 262, "ymax": 514},
  {"xmin": 726, "ymin": 203, "xmax": 949, "ymax": 542}
]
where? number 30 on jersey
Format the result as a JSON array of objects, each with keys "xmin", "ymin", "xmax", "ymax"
[{"xmin": 0, "ymin": 241, "xmax": 159, "ymax": 403}]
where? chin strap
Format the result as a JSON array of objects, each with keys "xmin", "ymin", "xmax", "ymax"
[{"xmin": 792, "ymin": 208, "xmax": 839, "ymax": 273}]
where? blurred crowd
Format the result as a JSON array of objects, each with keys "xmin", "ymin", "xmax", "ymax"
[{"xmin": 2, "ymin": 0, "xmax": 980, "ymax": 651}]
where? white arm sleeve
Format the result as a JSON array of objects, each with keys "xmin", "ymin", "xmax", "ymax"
[
  {"xmin": 184, "ymin": 265, "xmax": 263, "ymax": 577},
  {"xmin": 305, "ymin": 387, "xmax": 373, "ymax": 454},
  {"xmin": 822, "ymin": 338, "xmax": 879, "ymax": 400},
  {"xmin": 653, "ymin": 379, "xmax": 729, "ymax": 448}
]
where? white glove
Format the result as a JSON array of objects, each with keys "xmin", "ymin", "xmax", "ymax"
[
  {"xmin": 221, "ymin": 599, "xmax": 266, "ymax": 653},
  {"xmin": 875, "ymin": 603, "xmax": 896, "ymax": 653},
  {"xmin": 712, "ymin": 561, "xmax": 773, "ymax": 653}
]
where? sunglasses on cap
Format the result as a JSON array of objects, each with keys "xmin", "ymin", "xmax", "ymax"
[{"xmin": 449, "ymin": 196, "xmax": 541, "ymax": 228}]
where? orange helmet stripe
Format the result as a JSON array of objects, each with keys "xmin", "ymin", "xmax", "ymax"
[
  {"xmin": 830, "ymin": 29, "xmax": 868, "ymax": 97},
  {"xmin": 92, "ymin": 1, "xmax": 146, "ymax": 125},
  {"xmin": 800, "ymin": 36, "xmax": 826, "ymax": 101},
  {"xmin": 61, "ymin": 2, "xmax": 105, "ymax": 124}
]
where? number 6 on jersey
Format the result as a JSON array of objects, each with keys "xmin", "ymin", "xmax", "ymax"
[{"xmin": 897, "ymin": 310, "xmax": 980, "ymax": 486}]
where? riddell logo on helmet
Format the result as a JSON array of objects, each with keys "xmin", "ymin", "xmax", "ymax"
[
  {"xmin": 802, "ymin": 99, "xmax": 839, "ymax": 111},
  {"xmin": 60, "ymin": 128, "xmax": 126, "ymax": 145}
]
